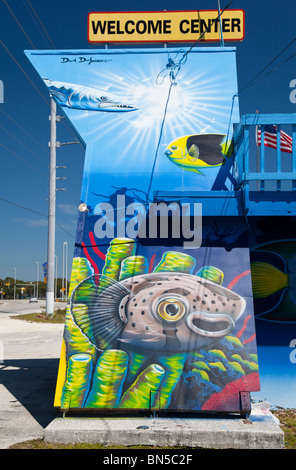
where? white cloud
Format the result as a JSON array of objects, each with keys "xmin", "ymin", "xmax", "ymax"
[
  {"xmin": 58, "ymin": 203, "xmax": 77, "ymax": 215},
  {"xmin": 14, "ymin": 217, "xmax": 48, "ymax": 228}
]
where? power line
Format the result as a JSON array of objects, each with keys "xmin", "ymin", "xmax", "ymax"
[
  {"xmin": 0, "ymin": 43, "xmax": 84, "ymax": 197},
  {"xmin": 0, "ymin": 196, "xmax": 75, "ymax": 239},
  {"xmin": 0, "ymin": 136, "xmax": 78, "ymax": 209},
  {"xmin": 0, "ymin": 100, "xmax": 82, "ymax": 198},
  {"xmin": 240, "ymin": 50, "xmax": 296, "ymax": 93},
  {"xmin": 21, "ymin": 0, "xmax": 53, "ymax": 49},
  {"xmin": 0, "ymin": 141, "xmax": 48, "ymax": 177},
  {"xmin": 0, "ymin": 39, "xmax": 84, "ymax": 149},
  {"xmin": 0, "ymin": 112, "xmax": 80, "ymax": 205},
  {"xmin": 263, "ymin": 49, "xmax": 296, "ymax": 79},
  {"xmin": 0, "ymin": 122, "xmax": 47, "ymax": 164},
  {"xmin": 237, "ymin": 35, "xmax": 296, "ymax": 94},
  {"xmin": 0, "ymin": 124, "xmax": 81, "ymax": 205},
  {"xmin": 0, "ymin": 196, "xmax": 46, "ymax": 217},
  {"xmin": 0, "ymin": 39, "xmax": 49, "ymax": 105},
  {"xmin": 24, "ymin": 0, "xmax": 56, "ymax": 49},
  {"xmin": 147, "ymin": 0, "xmax": 235, "ymax": 200},
  {"xmin": 0, "ymin": 108, "xmax": 48, "ymax": 153},
  {"xmin": 1, "ymin": 3, "xmax": 83, "ymax": 170},
  {"xmin": 0, "ymin": 37, "xmax": 85, "ymax": 211},
  {"xmin": 179, "ymin": 0, "xmax": 235, "ymax": 64},
  {"xmin": 155, "ymin": 1, "xmax": 235, "ymax": 86},
  {"xmin": 4, "ymin": 2, "xmax": 84, "ymax": 189},
  {"xmin": 1, "ymin": 3, "xmax": 83, "ymax": 151},
  {"xmin": 2, "ymin": 0, "xmax": 36, "ymax": 49},
  {"xmin": 146, "ymin": 82, "xmax": 174, "ymax": 203}
]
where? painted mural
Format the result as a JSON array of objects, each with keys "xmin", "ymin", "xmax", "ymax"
[
  {"xmin": 251, "ymin": 239, "xmax": 296, "ymax": 322},
  {"xmin": 26, "ymin": 47, "xmax": 260, "ymax": 412},
  {"xmin": 49, "ymin": 212, "xmax": 259, "ymax": 412},
  {"xmin": 248, "ymin": 217, "xmax": 296, "ymax": 408},
  {"xmin": 26, "ymin": 46, "xmax": 240, "ymax": 199},
  {"xmin": 56, "ymin": 230, "xmax": 259, "ymax": 412}
]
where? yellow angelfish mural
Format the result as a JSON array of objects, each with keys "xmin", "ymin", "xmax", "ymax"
[{"xmin": 164, "ymin": 133, "xmax": 233, "ymax": 175}]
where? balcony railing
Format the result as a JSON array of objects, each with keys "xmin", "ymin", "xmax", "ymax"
[
  {"xmin": 233, "ymin": 113, "xmax": 296, "ymax": 214},
  {"xmin": 152, "ymin": 114, "xmax": 296, "ymax": 216}
]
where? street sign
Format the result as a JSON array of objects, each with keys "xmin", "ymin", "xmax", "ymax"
[{"xmin": 88, "ymin": 10, "xmax": 245, "ymax": 44}]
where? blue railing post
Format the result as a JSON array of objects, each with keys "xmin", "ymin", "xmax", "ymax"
[
  {"xmin": 260, "ymin": 126, "xmax": 265, "ymax": 191},
  {"xmin": 233, "ymin": 113, "xmax": 296, "ymax": 214},
  {"xmin": 276, "ymin": 125, "xmax": 281, "ymax": 191},
  {"xmin": 243, "ymin": 125, "xmax": 249, "ymax": 211},
  {"xmin": 293, "ymin": 124, "xmax": 296, "ymax": 191}
]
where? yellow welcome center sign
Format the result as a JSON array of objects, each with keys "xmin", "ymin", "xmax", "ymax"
[{"xmin": 88, "ymin": 10, "xmax": 245, "ymax": 44}]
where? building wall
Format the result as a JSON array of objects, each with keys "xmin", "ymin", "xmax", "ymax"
[{"xmin": 249, "ymin": 216, "xmax": 296, "ymax": 408}]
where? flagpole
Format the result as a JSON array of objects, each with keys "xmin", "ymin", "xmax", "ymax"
[{"xmin": 256, "ymin": 109, "xmax": 259, "ymax": 191}]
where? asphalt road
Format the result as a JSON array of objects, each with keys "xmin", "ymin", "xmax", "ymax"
[{"xmin": 0, "ymin": 300, "xmax": 66, "ymax": 449}]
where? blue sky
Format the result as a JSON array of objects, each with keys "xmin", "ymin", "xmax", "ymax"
[{"xmin": 1, "ymin": 0, "xmax": 296, "ymax": 282}]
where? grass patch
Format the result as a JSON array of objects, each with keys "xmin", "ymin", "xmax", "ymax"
[
  {"xmin": 272, "ymin": 409, "xmax": 296, "ymax": 449},
  {"xmin": 9, "ymin": 440, "xmax": 196, "ymax": 450},
  {"xmin": 12, "ymin": 308, "xmax": 66, "ymax": 324}
]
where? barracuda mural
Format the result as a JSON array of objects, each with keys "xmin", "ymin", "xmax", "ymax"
[
  {"xmin": 26, "ymin": 47, "xmax": 260, "ymax": 413},
  {"xmin": 43, "ymin": 79, "xmax": 139, "ymax": 112}
]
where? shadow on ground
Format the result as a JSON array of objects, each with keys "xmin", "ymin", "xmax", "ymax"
[{"xmin": 0, "ymin": 358, "xmax": 60, "ymax": 428}]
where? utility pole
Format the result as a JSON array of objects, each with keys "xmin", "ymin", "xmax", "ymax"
[
  {"xmin": 46, "ymin": 98, "xmax": 80, "ymax": 314},
  {"xmin": 54, "ymin": 255, "xmax": 57, "ymax": 300},
  {"xmin": 13, "ymin": 267, "xmax": 16, "ymax": 300},
  {"xmin": 46, "ymin": 98, "xmax": 57, "ymax": 316},
  {"xmin": 63, "ymin": 241, "xmax": 68, "ymax": 300},
  {"xmin": 36, "ymin": 261, "xmax": 39, "ymax": 299}
]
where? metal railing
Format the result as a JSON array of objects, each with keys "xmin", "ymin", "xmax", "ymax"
[{"xmin": 233, "ymin": 113, "xmax": 296, "ymax": 213}]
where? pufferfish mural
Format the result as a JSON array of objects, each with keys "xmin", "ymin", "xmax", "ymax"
[
  {"xmin": 164, "ymin": 133, "xmax": 233, "ymax": 175},
  {"xmin": 55, "ymin": 238, "xmax": 259, "ymax": 413}
]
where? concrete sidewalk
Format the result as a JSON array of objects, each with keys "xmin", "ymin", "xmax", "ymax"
[{"xmin": 0, "ymin": 313, "xmax": 64, "ymax": 449}]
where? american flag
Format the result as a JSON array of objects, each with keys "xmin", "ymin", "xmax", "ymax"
[{"xmin": 256, "ymin": 125, "xmax": 293, "ymax": 153}]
